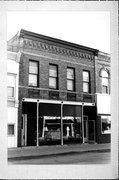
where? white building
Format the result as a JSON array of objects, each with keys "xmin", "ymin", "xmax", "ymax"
[{"xmin": 7, "ymin": 51, "xmax": 20, "ymax": 148}]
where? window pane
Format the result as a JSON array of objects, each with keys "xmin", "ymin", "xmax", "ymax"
[
  {"xmin": 67, "ymin": 80, "xmax": 73, "ymax": 91},
  {"xmin": 67, "ymin": 68, "xmax": 74, "ymax": 79},
  {"xmin": 8, "ymin": 124, "xmax": 14, "ymax": 135},
  {"xmin": 29, "ymin": 74, "xmax": 37, "ymax": 86},
  {"xmin": 29, "ymin": 61, "xmax": 38, "ymax": 74},
  {"xmin": 102, "ymin": 86, "xmax": 108, "ymax": 94},
  {"xmin": 7, "ymin": 75, "xmax": 15, "ymax": 86},
  {"xmin": 83, "ymin": 82, "xmax": 89, "ymax": 93},
  {"xmin": 49, "ymin": 77, "xmax": 56, "ymax": 89},
  {"xmin": 7, "ymin": 87, "xmax": 14, "ymax": 97},
  {"xmin": 101, "ymin": 116, "xmax": 111, "ymax": 134},
  {"xmin": 49, "ymin": 65, "xmax": 57, "ymax": 77},
  {"xmin": 83, "ymin": 71, "xmax": 89, "ymax": 82},
  {"xmin": 101, "ymin": 70, "xmax": 108, "ymax": 78},
  {"xmin": 102, "ymin": 77, "xmax": 108, "ymax": 86}
]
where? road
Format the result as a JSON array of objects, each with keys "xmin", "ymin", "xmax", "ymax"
[{"xmin": 8, "ymin": 151, "xmax": 110, "ymax": 164}]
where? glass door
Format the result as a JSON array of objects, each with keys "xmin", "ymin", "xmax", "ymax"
[
  {"xmin": 21, "ymin": 114, "xmax": 27, "ymax": 146},
  {"xmin": 83, "ymin": 116, "xmax": 88, "ymax": 143},
  {"xmin": 88, "ymin": 120, "xmax": 95, "ymax": 142}
]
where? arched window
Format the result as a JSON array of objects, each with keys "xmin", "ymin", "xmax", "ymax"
[{"xmin": 101, "ymin": 69, "xmax": 109, "ymax": 94}]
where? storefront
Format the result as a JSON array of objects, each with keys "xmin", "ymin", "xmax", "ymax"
[
  {"xmin": 96, "ymin": 93, "xmax": 111, "ymax": 143},
  {"xmin": 21, "ymin": 98, "xmax": 96, "ymax": 146}
]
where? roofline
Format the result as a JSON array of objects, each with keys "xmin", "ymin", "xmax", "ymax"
[
  {"xmin": 98, "ymin": 51, "xmax": 110, "ymax": 57},
  {"xmin": 19, "ymin": 29, "xmax": 99, "ymax": 55}
]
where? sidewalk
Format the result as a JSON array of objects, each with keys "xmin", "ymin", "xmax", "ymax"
[{"xmin": 8, "ymin": 143, "xmax": 111, "ymax": 161}]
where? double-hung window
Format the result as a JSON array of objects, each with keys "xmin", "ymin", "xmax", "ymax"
[
  {"xmin": 7, "ymin": 74, "xmax": 15, "ymax": 98},
  {"xmin": 29, "ymin": 60, "xmax": 38, "ymax": 87},
  {"xmin": 101, "ymin": 70, "xmax": 109, "ymax": 94},
  {"xmin": 83, "ymin": 70, "xmax": 90, "ymax": 93},
  {"xmin": 67, "ymin": 68, "xmax": 75, "ymax": 91},
  {"xmin": 49, "ymin": 64, "xmax": 58, "ymax": 89}
]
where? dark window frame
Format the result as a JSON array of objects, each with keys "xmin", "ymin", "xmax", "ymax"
[
  {"xmin": 101, "ymin": 69, "xmax": 109, "ymax": 94},
  {"xmin": 49, "ymin": 64, "xmax": 58, "ymax": 90},
  {"xmin": 83, "ymin": 70, "xmax": 90, "ymax": 93},
  {"xmin": 28, "ymin": 60, "xmax": 39, "ymax": 87},
  {"xmin": 8, "ymin": 124, "xmax": 15, "ymax": 136},
  {"xmin": 67, "ymin": 67, "xmax": 75, "ymax": 91}
]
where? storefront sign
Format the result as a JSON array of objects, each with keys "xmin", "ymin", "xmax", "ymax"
[{"xmin": 96, "ymin": 93, "xmax": 110, "ymax": 114}]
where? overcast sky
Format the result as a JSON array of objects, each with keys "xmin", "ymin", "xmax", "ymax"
[{"xmin": 7, "ymin": 11, "xmax": 110, "ymax": 53}]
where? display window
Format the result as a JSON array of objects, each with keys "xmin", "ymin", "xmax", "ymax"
[{"xmin": 101, "ymin": 115, "xmax": 111, "ymax": 134}]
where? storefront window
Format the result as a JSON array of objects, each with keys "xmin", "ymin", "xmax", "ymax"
[
  {"xmin": 63, "ymin": 105, "xmax": 82, "ymax": 144},
  {"xmin": 101, "ymin": 115, "xmax": 111, "ymax": 134}
]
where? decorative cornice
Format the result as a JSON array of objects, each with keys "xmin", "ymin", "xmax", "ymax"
[
  {"xmin": 97, "ymin": 54, "xmax": 110, "ymax": 62},
  {"xmin": 23, "ymin": 39, "xmax": 95, "ymax": 60}
]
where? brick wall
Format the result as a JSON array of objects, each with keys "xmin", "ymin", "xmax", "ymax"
[{"xmin": 17, "ymin": 35, "xmax": 96, "ymax": 146}]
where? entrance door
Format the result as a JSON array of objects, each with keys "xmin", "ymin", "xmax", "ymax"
[
  {"xmin": 21, "ymin": 114, "xmax": 27, "ymax": 146},
  {"xmin": 83, "ymin": 116, "xmax": 88, "ymax": 143},
  {"xmin": 88, "ymin": 120, "xmax": 95, "ymax": 142}
]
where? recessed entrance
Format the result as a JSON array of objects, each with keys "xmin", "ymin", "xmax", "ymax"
[{"xmin": 83, "ymin": 116, "xmax": 88, "ymax": 143}]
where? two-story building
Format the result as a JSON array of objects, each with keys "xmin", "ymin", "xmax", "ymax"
[
  {"xmin": 7, "ymin": 29, "xmax": 111, "ymax": 147},
  {"xmin": 7, "ymin": 48, "xmax": 21, "ymax": 147}
]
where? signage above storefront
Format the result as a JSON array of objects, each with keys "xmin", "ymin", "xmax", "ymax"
[{"xmin": 96, "ymin": 93, "xmax": 110, "ymax": 114}]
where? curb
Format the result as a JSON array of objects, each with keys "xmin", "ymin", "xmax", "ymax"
[{"xmin": 8, "ymin": 148, "xmax": 110, "ymax": 162}]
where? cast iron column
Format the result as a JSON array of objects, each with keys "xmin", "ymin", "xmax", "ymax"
[
  {"xmin": 82, "ymin": 103, "xmax": 84, "ymax": 143},
  {"xmin": 61, "ymin": 102, "xmax": 63, "ymax": 146},
  {"xmin": 36, "ymin": 100, "xmax": 39, "ymax": 147}
]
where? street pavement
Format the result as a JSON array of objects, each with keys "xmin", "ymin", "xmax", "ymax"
[
  {"xmin": 8, "ymin": 151, "xmax": 110, "ymax": 164},
  {"xmin": 8, "ymin": 143, "xmax": 110, "ymax": 163}
]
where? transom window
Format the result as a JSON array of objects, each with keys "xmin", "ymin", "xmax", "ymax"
[
  {"xmin": 101, "ymin": 69, "xmax": 109, "ymax": 94},
  {"xmin": 7, "ymin": 74, "xmax": 15, "ymax": 98},
  {"xmin": 83, "ymin": 70, "xmax": 90, "ymax": 93},
  {"xmin": 67, "ymin": 68, "xmax": 75, "ymax": 91},
  {"xmin": 49, "ymin": 64, "xmax": 58, "ymax": 89},
  {"xmin": 29, "ymin": 60, "xmax": 38, "ymax": 87}
]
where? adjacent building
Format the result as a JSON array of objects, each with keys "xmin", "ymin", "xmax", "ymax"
[
  {"xmin": 7, "ymin": 50, "xmax": 21, "ymax": 147},
  {"xmin": 7, "ymin": 29, "xmax": 111, "ymax": 147}
]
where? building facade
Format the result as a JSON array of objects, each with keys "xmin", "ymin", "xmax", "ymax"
[
  {"xmin": 7, "ymin": 50, "xmax": 21, "ymax": 147},
  {"xmin": 7, "ymin": 29, "xmax": 111, "ymax": 147}
]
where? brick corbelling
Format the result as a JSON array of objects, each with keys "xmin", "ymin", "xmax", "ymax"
[
  {"xmin": 21, "ymin": 50, "xmax": 95, "ymax": 68},
  {"xmin": 23, "ymin": 38, "xmax": 95, "ymax": 61}
]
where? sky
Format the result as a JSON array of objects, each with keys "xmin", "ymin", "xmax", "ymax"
[{"xmin": 7, "ymin": 11, "xmax": 110, "ymax": 53}]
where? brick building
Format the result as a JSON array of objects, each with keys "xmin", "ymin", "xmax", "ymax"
[{"xmin": 7, "ymin": 29, "xmax": 111, "ymax": 147}]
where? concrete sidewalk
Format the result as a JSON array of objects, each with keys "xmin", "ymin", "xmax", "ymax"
[{"xmin": 8, "ymin": 143, "xmax": 111, "ymax": 161}]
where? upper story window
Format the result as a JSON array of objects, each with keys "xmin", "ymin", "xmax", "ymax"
[
  {"xmin": 101, "ymin": 69, "xmax": 109, "ymax": 94},
  {"xmin": 67, "ymin": 67, "xmax": 75, "ymax": 91},
  {"xmin": 49, "ymin": 64, "xmax": 58, "ymax": 89},
  {"xmin": 7, "ymin": 74, "xmax": 16, "ymax": 98},
  {"xmin": 29, "ymin": 60, "xmax": 39, "ymax": 87},
  {"xmin": 83, "ymin": 70, "xmax": 90, "ymax": 93}
]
